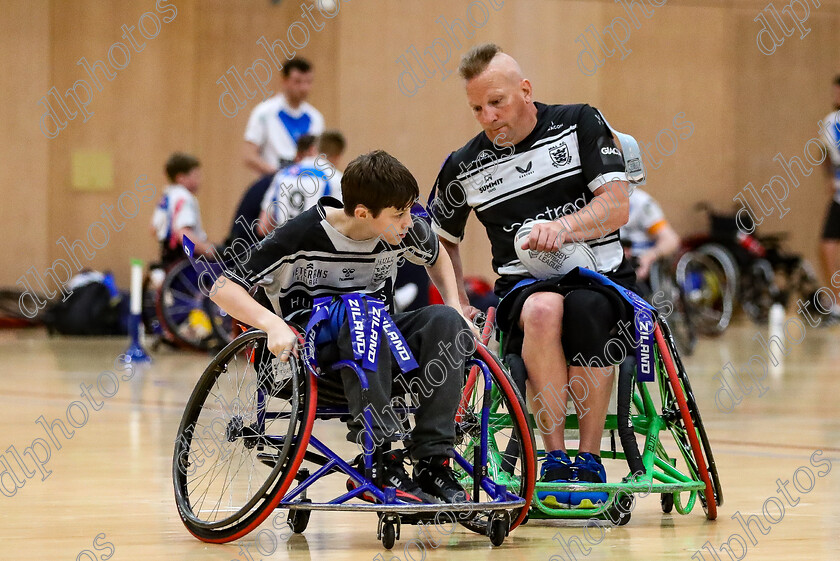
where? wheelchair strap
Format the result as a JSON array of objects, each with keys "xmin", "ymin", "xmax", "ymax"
[
  {"xmin": 369, "ymin": 299, "xmax": 418, "ymax": 373},
  {"xmin": 305, "ymin": 294, "xmax": 419, "ymax": 374},
  {"xmin": 303, "ymin": 296, "xmax": 333, "ymax": 375},
  {"xmin": 577, "ymin": 268, "xmax": 656, "ymax": 382}
]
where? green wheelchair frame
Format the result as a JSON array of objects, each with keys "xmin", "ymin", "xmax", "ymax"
[{"xmin": 456, "ymin": 306, "xmax": 722, "ymax": 525}]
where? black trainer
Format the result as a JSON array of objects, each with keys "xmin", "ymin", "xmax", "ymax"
[
  {"xmin": 346, "ymin": 449, "xmax": 437, "ymax": 504},
  {"xmin": 414, "ymin": 455, "xmax": 471, "ymax": 504}
]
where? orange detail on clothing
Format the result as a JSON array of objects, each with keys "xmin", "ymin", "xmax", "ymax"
[{"xmin": 647, "ymin": 220, "xmax": 668, "ymax": 236}]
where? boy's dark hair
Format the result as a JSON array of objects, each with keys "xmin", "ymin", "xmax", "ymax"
[
  {"xmin": 834, "ymin": 74, "xmax": 840, "ymax": 87},
  {"xmin": 341, "ymin": 150, "xmax": 418, "ymax": 217},
  {"xmin": 283, "ymin": 57, "xmax": 312, "ymax": 77},
  {"xmin": 459, "ymin": 43, "xmax": 502, "ymax": 81},
  {"xmin": 318, "ymin": 130, "xmax": 346, "ymax": 158},
  {"xmin": 296, "ymin": 134, "xmax": 318, "ymax": 155},
  {"xmin": 165, "ymin": 152, "xmax": 200, "ymax": 182}
]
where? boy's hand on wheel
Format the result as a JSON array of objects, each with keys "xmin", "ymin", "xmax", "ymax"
[{"xmin": 265, "ymin": 318, "xmax": 298, "ymax": 362}]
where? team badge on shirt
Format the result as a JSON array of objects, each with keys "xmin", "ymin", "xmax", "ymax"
[{"xmin": 549, "ymin": 142, "xmax": 571, "ymax": 167}]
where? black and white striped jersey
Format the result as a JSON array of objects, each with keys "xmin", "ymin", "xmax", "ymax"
[
  {"xmin": 224, "ymin": 197, "xmax": 439, "ymax": 321},
  {"xmin": 429, "ymin": 102, "xmax": 627, "ymax": 296}
]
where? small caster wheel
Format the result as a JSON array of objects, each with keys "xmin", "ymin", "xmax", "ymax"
[
  {"xmin": 661, "ymin": 493, "xmax": 674, "ymax": 514},
  {"xmin": 287, "ymin": 499, "xmax": 312, "ymax": 534},
  {"xmin": 521, "ymin": 513, "xmax": 530, "ymax": 525},
  {"xmin": 487, "ymin": 517, "xmax": 507, "ymax": 547},
  {"xmin": 606, "ymin": 493, "xmax": 634, "ymax": 526},
  {"xmin": 486, "ymin": 513, "xmax": 509, "ymax": 547},
  {"xmin": 381, "ymin": 522, "xmax": 396, "ymax": 549}
]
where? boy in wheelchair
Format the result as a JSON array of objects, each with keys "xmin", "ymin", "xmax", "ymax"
[{"xmin": 209, "ymin": 150, "xmax": 473, "ymax": 505}]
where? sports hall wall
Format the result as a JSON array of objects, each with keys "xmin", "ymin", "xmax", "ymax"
[{"xmin": 2, "ymin": 0, "xmax": 838, "ymax": 288}]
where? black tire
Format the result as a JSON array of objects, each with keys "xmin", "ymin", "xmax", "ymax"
[
  {"xmin": 381, "ymin": 522, "xmax": 396, "ymax": 550},
  {"xmin": 452, "ymin": 343, "xmax": 537, "ymax": 536},
  {"xmin": 173, "ymin": 330, "xmax": 316, "ymax": 542},
  {"xmin": 488, "ymin": 516, "xmax": 507, "ymax": 547},
  {"xmin": 287, "ymin": 500, "xmax": 312, "ymax": 534},
  {"xmin": 661, "ymin": 493, "xmax": 674, "ymax": 513},
  {"xmin": 605, "ymin": 492, "xmax": 634, "ymax": 526}
]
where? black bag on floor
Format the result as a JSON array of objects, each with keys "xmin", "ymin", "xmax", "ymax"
[{"xmin": 43, "ymin": 272, "xmax": 125, "ymax": 336}]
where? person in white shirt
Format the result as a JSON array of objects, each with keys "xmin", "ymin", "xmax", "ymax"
[
  {"xmin": 257, "ymin": 132, "xmax": 345, "ymax": 236},
  {"xmin": 151, "ymin": 153, "xmax": 213, "ymax": 267},
  {"xmin": 620, "ymin": 188, "xmax": 680, "ymax": 282},
  {"xmin": 819, "ymin": 75, "xmax": 840, "ymax": 317},
  {"xmin": 243, "ymin": 58, "xmax": 325, "ymax": 175}
]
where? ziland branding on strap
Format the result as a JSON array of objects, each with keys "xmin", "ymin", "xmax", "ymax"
[
  {"xmin": 303, "ymin": 294, "xmax": 419, "ymax": 375},
  {"xmin": 577, "ymin": 268, "xmax": 657, "ymax": 382}
]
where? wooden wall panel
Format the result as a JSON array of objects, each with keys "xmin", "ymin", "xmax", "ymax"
[
  {"xmin": 46, "ymin": 0, "xmax": 199, "ymax": 288},
  {"xmin": 599, "ymin": 3, "xmax": 739, "ymax": 242},
  {"xmin": 0, "ymin": 1, "xmax": 50, "ymax": 287},
  {"xmin": 732, "ymin": 6, "xmax": 840, "ymax": 268},
  {"xmin": 3, "ymin": 0, "xmax": 840, "ymax": 291}
]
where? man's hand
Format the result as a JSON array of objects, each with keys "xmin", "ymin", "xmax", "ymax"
[{"xmin": 522, "ymin": 220, "xmax": 567, "ymax": 252}]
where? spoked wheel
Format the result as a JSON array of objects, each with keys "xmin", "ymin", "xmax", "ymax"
[
  {"xmin": 654, "ymin": 321, "xmax": 722, "ymax": 519},
  {"xmin": 156, "ymin": 259, "xmax": 228, "ymax": 351},
  {"xmin": 651, "ymin": 261, "xmax": 697, "ymax": 356},
  {"xmin": 173, "ymin": 329, "xmax": 316, "ymax": 542},
  {"xmin": 452, "ymin": 342, "xmax": 537, "ymax": 536},
  {"xmin": 675, "ymin": 245, "xmax": 737, "ymax": 336}
]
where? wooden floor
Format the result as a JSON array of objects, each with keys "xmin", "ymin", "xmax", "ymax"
[{"xmin": 2, "ymin": 320, "xmax": 839, "ymax": 560}]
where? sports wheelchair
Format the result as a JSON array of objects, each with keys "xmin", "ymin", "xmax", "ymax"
[
  {"xmin": 172, "ymin": 297, "xmax": 537, "ymax": 549},
  {"xmin": 492, "ymin": 268, "xmax": 722, "ymax": 524}
]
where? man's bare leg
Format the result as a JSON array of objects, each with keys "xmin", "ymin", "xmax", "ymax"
[
  {"xmin": 520, "ymin": 293, "xmax": 568, "ymax": 453},
  {"xmin": 569, "ymin": 365, "xmax": 614, "ymax": 454}
]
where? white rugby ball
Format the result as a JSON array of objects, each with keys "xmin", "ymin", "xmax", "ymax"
[{"xmin": 514, "ymin": 219, "xmax": 597, "ymax": 279}]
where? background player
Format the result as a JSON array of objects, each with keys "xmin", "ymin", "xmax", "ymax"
[
  {"xmin": 151, "ymin": 153, "xmax": 213, "ymax": 267},
  {"xmin": 620, "ymin": 188, "xmax": 681, "ymax": 284},
  {"xmin": 257, "ymin": 133, "xmax": 344, "ymax": 236},
  {"xmin": 243, "ymin": 57, "xmax": 325, "ymax": 175},
  {"xmin": 819, "ymin": 75, "xmax": 840, "ymax": 318}
]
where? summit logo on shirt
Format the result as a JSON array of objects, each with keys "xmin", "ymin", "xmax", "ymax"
[{"xmin": 479, "ymin": 172, "xmax": 504, "ymax": 193}]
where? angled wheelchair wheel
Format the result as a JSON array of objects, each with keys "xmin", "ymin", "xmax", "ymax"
[
  {"xmin": 452, "ymin": 342, "xmax": 537, "ymax": 535},
  {"xmin": 173, "ymin": 329, "xmax": 316, "ymax": 542},
  {"xmin": 654, "ymin": 321, "xmax": 722, "ymax": 519},
  {"xmin": 650, "ymin": 261, "xmax": 697, "ymax": 356},
  {"xmin": 156, "ymin": 259, "xmax": 227, "ymax": 352},
  {"xmin": 675, "ymin": 245, "xmax": 737, "ymax": 336}
]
